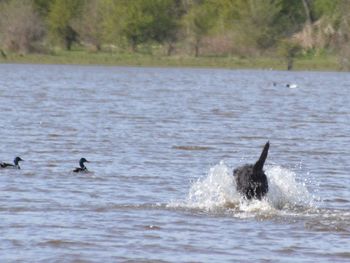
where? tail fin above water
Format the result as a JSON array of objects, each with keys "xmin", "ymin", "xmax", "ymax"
[{"xmin": 253, "ymin": 141, "xmax": 270, "ymax": 172}]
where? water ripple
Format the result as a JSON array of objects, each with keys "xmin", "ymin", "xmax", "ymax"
[{"xmin": 0, "ymin": 65, "xmax": 349, "ymax": 262}]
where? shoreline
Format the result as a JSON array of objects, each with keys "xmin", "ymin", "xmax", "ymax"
[{"xmin": 0, "ymin": 50, "xmax": 340, "ymax": 72}]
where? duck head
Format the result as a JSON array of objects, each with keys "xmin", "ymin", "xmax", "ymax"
[
  {"xmin": 14, "ymin": 156, "xmax": 24, "ymax": 166},
  {"xmin": 79, "ymin": 158, "xmax": 89, "ymax": 168}
]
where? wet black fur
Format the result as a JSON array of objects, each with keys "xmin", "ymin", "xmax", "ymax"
[{"xmin": 233, "ymin": 141, "xmax": 269, "ymax": 200}]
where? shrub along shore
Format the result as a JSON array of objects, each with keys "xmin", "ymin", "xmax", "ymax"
[{"xmin": 0, "ymin": 1, "xmax": 348, "ymax": 71}]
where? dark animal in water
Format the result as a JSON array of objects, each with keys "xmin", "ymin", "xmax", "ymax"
[
  {"xmin": 0, "ymin": 156, "xmax": 24, "ymax": 169},
  {"xmin": 233, "ymin": 141, "xmax": 269, "ymax": 200},
  {"xmin": 73, "ymin": 158, "xmax": 89, "ymax": 173}
]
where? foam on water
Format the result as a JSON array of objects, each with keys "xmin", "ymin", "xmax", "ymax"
[
  {"xmin": 169, "ymin": 161, "xmax": 315, "ymax": 215},
  {"xmin": 186, "ymin": 161, "xmax": 239, "ymax": 210},
  {"xmin": 266, "ymin": 165, "xmax": 314, "ymax": 209}
]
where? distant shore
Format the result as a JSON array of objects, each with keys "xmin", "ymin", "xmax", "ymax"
[{"xmin": 0, "ymin": 50, "xmax": 340, "ymax": 71}]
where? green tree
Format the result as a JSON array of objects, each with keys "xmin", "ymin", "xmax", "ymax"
[
  {"xmin": 48, "ymin": 0, "xmax": 84, "ymax": 50},
  {"xmin": 182, "ymin": 0, "xmax": 217, "ymax": 56},
  {"xmin": 77, "ymin": 0, "xmax": 114, "ymax": 51},
  {"xmin": 243, "ymin": 0, "xmax": 283, "ymax": 50},
  {"xmin": 277, "ymin": 0, "xmax": 317, "ymax": 41},
  {"xmin": 214, "ymin": 0, "xmax": 284, "ymax": 54},
  {"xmin": 33, "ymin": 0, "xmax": 55, "ymax": 16},
  {"xmin": 142, "ymin": 0, "xmax": 184, "ymax": 55},
  {"xmin": 311, "ymin": 0, "xmax": 340, "ymax": 20},
  {"xmin": 278, "ymin": 39, "xmax": 301, "ymax": 70},
  {"xmin": 110, "ymin": 0, "xmax": 183, "ymax": 53},
  {"xmin": 111, "ymin": 0, "xmax": 153, "ymax": 51}
]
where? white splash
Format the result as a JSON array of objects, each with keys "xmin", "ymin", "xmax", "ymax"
[
  {"xmin": 186, "ymin": 161, "xmax": 239, "ymax": 210},
  {"xmin": 169, "ymin": 161, "xmax": 315, "ymax": 213},
  {"xmin": 265, "ymin": 165, "xmax": 314, "ymax": 209}
]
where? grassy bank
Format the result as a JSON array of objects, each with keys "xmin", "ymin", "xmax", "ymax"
[{"xmin": 0, "ymin": 50, "xmax": 340, "ymax": 71}]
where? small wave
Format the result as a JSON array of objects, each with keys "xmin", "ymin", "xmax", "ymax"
[
  {"xmin": 303, "ymin": 208, "xmax": 350, "ymax": 233},
  {"xmin": 172, "ymin": 145, "xmax": 214, "ymax": 151},
  {"xmin": 38, "ymin": 239, "xmax": 93, "ymax": 248},
  {"xmin": 168, "ymin": 161, "xmax": 316, "ymax": 216},
  {"xmin": 143, "ymin": 225, "xmax": 162, "ymax": 230},
  {"xmin": 92, "ymin": 203, "xmax": 166, "ymax": 212}
]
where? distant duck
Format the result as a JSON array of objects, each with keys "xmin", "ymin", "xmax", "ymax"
[
  {"xmin": 73, "ymin": 158, "xmax": 90, "ymax": 173},
  {"xmin": 0, "ymin": 156, "xmax": 24, "ymax": 169},
  {"xmin": 286, "ymin": 83, "xmax": 298, "ymax": 89}
]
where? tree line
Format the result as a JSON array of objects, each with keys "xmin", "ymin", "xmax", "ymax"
[{"xmin": 1, "ymin": 0, "xmax": 350, "ymax": 67}]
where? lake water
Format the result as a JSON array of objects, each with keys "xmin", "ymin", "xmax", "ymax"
[{"xmin": 0, "ymin": 64, "xmax": 349, "ymax": 262}]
